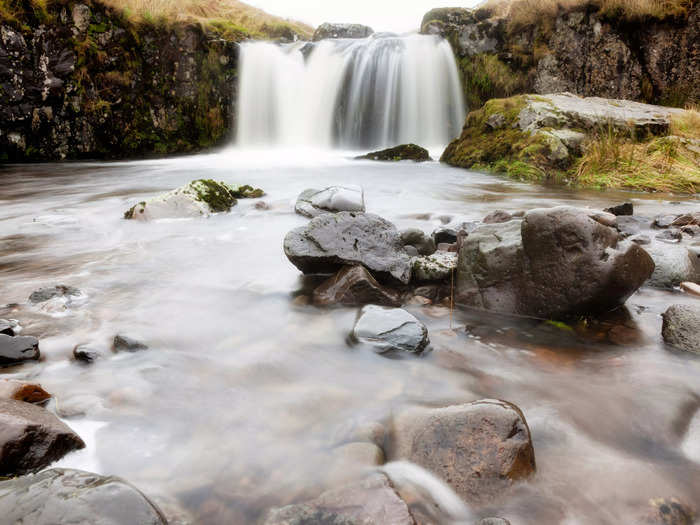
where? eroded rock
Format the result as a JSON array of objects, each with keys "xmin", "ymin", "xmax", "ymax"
[
  {"xmin": 295, "ymin": 186, "xmax": 365, "ymax": 218},
  {"xmin": 662, "ymin": 304, "xmax": 700, "ymax": 354},
  {"xmin": 313, "ymin": 266, "xmax": 401, "ymax": 307},
  {"xmin": 412, "ymin": 252, "xmax": 457, "ymax": 282},
  {"xmin": 352, "ymin": 305, "xmax": 429, "ymax": 354}
]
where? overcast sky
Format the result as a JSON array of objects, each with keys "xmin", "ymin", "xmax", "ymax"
[{"xmin": 245, "ymin": 1, "xmax": 483, "ymax": 34}]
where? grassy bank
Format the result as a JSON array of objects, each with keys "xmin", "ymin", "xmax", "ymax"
[{"xmin": 0, "ymin": 0, "xmax": 313, "ymax": 40}]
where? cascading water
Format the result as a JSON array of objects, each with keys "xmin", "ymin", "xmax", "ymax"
[{"xmin": 236, "ymin": 34, "xmax": 465, "ymax": 150}]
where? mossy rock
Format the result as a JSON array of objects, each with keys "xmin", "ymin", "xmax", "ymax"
[{"xmin": 357, "ymin": 144, "xmax": 432, "ymax": 162}]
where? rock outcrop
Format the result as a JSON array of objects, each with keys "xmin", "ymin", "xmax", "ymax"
[
  {"xmin": 313, "ymin": 23, "xmax": 374, "ymax": 41},
  {"xmin": 0, "ymin": 399, "xmax": 85, "ymax": 476},
  {"xmin": 456, "ymin": 206, "xmax": 655, "ymax": 319},
  {"xmin": 357, "ymin": 144, "xmax": 432, "ymax": 162},
  {"xmin": 0, "ymin": 468, "xmax": 167, "ymax": 524},
  {"xmin": 389, "ymin": 400, "xmax": 535, "ymax": 506},
  {"xmin": 284, "ymin": 212, "xmax": 413, "ymax": 284}
]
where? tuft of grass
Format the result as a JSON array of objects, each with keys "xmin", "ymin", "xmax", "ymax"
[
  {"xmin": 670, "ymin": 107, "xmax": 700, "ymax": 139},
  {"xmin": 460, "ymin": 54, "xmax": 529, "ymax": 109}
]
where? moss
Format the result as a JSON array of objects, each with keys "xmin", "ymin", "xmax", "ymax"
[
  {"xmin": 190, "ymin": 179, "xmax": 239, "ymax": 213},
  {"xmin": 228, "ymin": 184, "xmax": 265, "ymax": 199},
  {"xmin": 459, "ymin": 54, "xmax": 529, "ymax": 110}
]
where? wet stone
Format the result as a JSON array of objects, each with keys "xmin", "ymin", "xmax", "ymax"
[
  {"xmin": 680, "ymin": 282, "xmax": 700, "ymax": 297},
  {"xmin": 29, "ymin": 285, "xmax": 81, "ymax": 304},
  {"xmin": 604, "ymin": 202, "xmax": 634, "ymax": 216},
  {"xmin": 73, "ymin": 344, "xmax": 105, "ymax": 363},
  {"xmin": 400, "ymin": 228, "xmax": 436, "ymax": 256},
  {"xmin": 631, "ymin": 235, "xmax": 651, "ymax": 245},
  {"xmin": 0, "ymin": 334, "xmax": 40, "ymax": 367},
  {"xmin": 662, "ymin": 304, "xmax": 700, "ymax": 354},
  {"xmin": 681, "ymin": 225, "xmax": 700, "ymax": 237},
  {"xmin": 0, "ymin": 319, "xmax": 18, "ymax": 336},
  {"xmin": 113, "ymin": 335, "xmax": 148, "ymax": 353},
  {"xmin": 639, "ymin": 497, "xmax": 694, "ymax": 525},
  {"xmin": 483, "ymin": 210, "xmax": 513, "ymax": 224},
  {"xmin": 352, "ymin": 305, "xmax": 429, "ymax": 354},
  {"xmin": 0, "ymin": 468, "xmax": 167, "ymax": 525},
  {"xmin": 295, "ymin": 186, "xmax": 365, "ymax": 218},
  {"xmin": 655, "ymin": 215, "xmax": 678, "ymax": 229},
  {"xmin": 656, "ymin": 229, "xmax": 683, "ymax": 244},
  {"xmin": 479, "ymin": 519, "xmax": 512, "ymax": 525},
  {"xmin": 0, "ymin": 380, "xmax": 51, "ymax": 404},
  {"xmin": 312, "ymin": 265, "xmax": 402, "ymax": 307}
]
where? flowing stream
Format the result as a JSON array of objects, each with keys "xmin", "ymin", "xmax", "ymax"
[{"xmin": 1, "ymin": 149, "xmax": 699, "ymax": 524}]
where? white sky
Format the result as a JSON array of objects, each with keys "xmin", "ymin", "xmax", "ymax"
[{"xmin": 245, "ymin": 1, "xmax": 482, "ymax": 34}]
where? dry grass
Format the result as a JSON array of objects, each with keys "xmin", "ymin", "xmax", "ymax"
[
  {"xmin": 670, "ymin": 107, "xmax": 700, "ymax": 139},
  {"xmin": 480, "ymin": 0, "xmax": 695, "ymax": 27}
]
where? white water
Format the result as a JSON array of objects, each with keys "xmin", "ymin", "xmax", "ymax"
[{"xmin": 236, "ymin": 34, "xmax": 465, "ymax": 150}]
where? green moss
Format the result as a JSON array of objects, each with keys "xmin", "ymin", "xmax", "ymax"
[
  {"xmin": 190, "ymin": 179, "xmax": 239, "ymax": 213},
  {"xmin": 459, "ymin": 54, "xmax": 529, "ymax": 110}
]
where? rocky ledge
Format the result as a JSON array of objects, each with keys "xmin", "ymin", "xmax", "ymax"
[
  {"xmin": 441, "ymin": 93, "xmax": 699, "ymax": 192},
  {"xmin": 312, "ymin": 23, "xmax": 374, "ymax": 41}
]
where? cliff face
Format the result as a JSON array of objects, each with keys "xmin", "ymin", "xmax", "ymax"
[
  {"xmin": 1, "ymin": 1, "xmax": 238, "ymax": 161},
  {"xmin": 423, "ymin": 4, "xmax": 699, "ymax": 110}
]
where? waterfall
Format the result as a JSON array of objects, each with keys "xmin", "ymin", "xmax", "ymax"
[{"xmin": 236, "ymin": 34, "xmax": 465, "ymax": 150}]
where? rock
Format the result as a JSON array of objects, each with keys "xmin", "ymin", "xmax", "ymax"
[
  {"xmin": 680, "ymin": 282, "xmax": 700, "ymax": 297},
  {"xmin": 284, "ymin": 212, "xmax": 413, "ymax": 284},
  {"xmin": 0, "ymin": 380, "xmax": 51, "ymax": 404},
  {"xmin": 389, "ymin": 400, "xmax": 535, "ymax": 506},
  {"xmin": 656, "ymin": 230, "xmax": 683, "ymax": 244},
  {"xmin": 479, "ymin": 519, "xmax": 511, "ymax": 525},
  {"xmin": 352, "ymin": 305, "xmax": 429, "ymax": 354},
  {"xmin": 412, "ymin": 252, "xmax": 458, "ymax": 282},
  {"xmin": 590, "ymin": 211, "xmax": 617, "ymax": 228},
  {"xmin": 263, "ymin": 473, "xmax": 413, "ymax": 525},
  {"xmin": 71, "ymin": 4, "xmax": 91, "ymax": 33},
  {"xmin": 357, "ymin": 144, "xmax": 431, "ymax": 162},
  {"xmin": 646, "ymin": 243, "xmax": 700, "ymax": 288},
  {"xmin": 662, "ymin": 304, "xmax": 700, "ymax": 354},
  {"xmin": 681, "ymin": 225, "xmax": 700, "ymax": 237},
  {"xmin": 295, "ymin": 186, "xmax": 365, "ymax": 218},
  {"xmin": 113, "ymin": 335, "xmax": 148, "ymax": 353},
  {"xmin": 638, "ymin": 497, "xmax": 694, "ymax": 525},
  {"xmin": 0, "ymin": 399, "xmax": 85, "ymax": 476},
  {"xmin": 0, "ymin": 334, "xmax": 40, "ymax": 367},
  {"xmin": 433, "ymin": 220, "xmax": 478, "ymax": 245},
  {"xmin": 631, "ymin": 235, "xmax": 652, "ymax": 245},
  {"xmin": 400, "ymin": 228, "xmax": 436, "ymax": 256},
  {"xmin": 483, "ymin": 210, "xmax": 513, "ymax": 224},
  {"xmin": 0, "ymin": 468, "xmax": 167, "ymax": 524},
  {"xmin": 73, "ymin": 344, "xmax": 105, "ymax": 363},
  {"xmin": 456, "ymin": 206, "xmax": 655, "ymax": 319},
  {"xmin": 672, "ymin": 213, "xmax": 700, "ymax": 227},
  {"xmin": 124, "ymin": 180, "xmax": 263, "ymax": 221},
  {"xmin": 29, "ymin": 285, "xmax": 81, "ymax": 304},
  {"xmin": 616, "ymin": 216, "xmax": 652, "ymax": 237},
  {"xmin": 0, "ymin": 319, "xmax": 19, "ymax": 336},
  {"xmin": 655, "ymin": 215, "xmax": 678, "ymax": 229},
  {"xmin": 312, "ymin": 266, "xmax": 402, "ymax": 307},
  {"xmin": 313, "ymin": 23, "xmax": 374, "ymax": 41}
]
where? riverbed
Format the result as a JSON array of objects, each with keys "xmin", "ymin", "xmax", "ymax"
[{"xmin": 1, "ymin": 148, "xmax": 699, "ymax": 524}]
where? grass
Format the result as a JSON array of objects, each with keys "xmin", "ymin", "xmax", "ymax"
[
  {"xmin": 480, "ymin": 0, "xmax": 696, "ymax": 27},
  {"xmin": 0, "ymin": 0, "xmax": 313, "ymax": 40}
]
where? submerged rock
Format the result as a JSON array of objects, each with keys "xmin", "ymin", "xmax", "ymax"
[
  {"xmin": 313, "ymin": 23, "xmax": 374, "ymax": 41},
  {"xmin": 0, "ymin": 334, "xmax": 40, "ymax": 367},
  {"xmin": 73, "ymin": 344, "xmax": 106, "ymax": 363},
  {"xmin": 124, "ymin": 180, "xmax": 264, "ymax": 221},
  {"xmin": 389, "ymin": 400, "xmax": 535, "ymax": 506},
  {"xmin": 638, "ymin": 497, "xmax": 695, "ymax": 525},
  {"xmin": 604, "ymin": 202, "xmax": 634, "ymax": 216},
  {"xmin": 456, "ymin": 206, "xmax": 655, "ymax": 319},
  {"xmin": 313, "ymin": 266, "xmax": 401, "ymax": 307},
  {"xmin": 357, "ymin": 144, "xmax": 431, "ymax": 162},
  {"xmin": 662, "ymin": 304, "xmax": 700, "ymax": 354},
  {"xmin": 29, "ymin": 285, "xmax": 81, "ymax": 304},
  {"xmin": 0, "ymin": 399, "xmax": 85, "ymax": 476},
  {"xmin": 0, "ymin": 468, "xmax": 167, "ymax": 524},
  {"xmin": 263, "ymin": 473, "xmax": 413, "ymax": 525},
  {"xmin": 352, "ymin": 305, "xmax": 429, "ymax": 354},
  {"xmin": 284, "ymin": 212, "xmax": 413, "ymax": 284},
  {"xmin": 0, "ymin": 380, "xmax": 51, "ymax": 404},
  {"xmin": 295, "ymin": 186, "xmax": 365, "ymax": 218},
  {"xmin": 113, "ymin": 335, "xmax": 148, "ymax": 353},
  {"xmin": 646, "ymin": 243, "xmax": 700, "ymax": 288},
  {"xmin": 412, "ymin": 252, "xmax": 458, "ymax": 282}
]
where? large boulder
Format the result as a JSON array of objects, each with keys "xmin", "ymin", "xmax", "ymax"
[
  {"xmin": 284, "ymin": 212, "xmax": 413, "ymax": 284},
  {"xmin": 352, "ymin": 305, "xmax": 429, "ymax": 354},
  {"xmin": 456, "ymin": 206, "xmax": 655, "ymax": 319},
  {"xmin": 313, "ymin": 23, "xmax": 374, "ymax": 41},
  {"xmin": 389, "ymin": 400, "xmax": 535, "ymax": 506},
  {"xmin": 0, "ymin": 468, "xmax": 167, "ymax": 524},
  {"xmin": 263, "ymin": 473, "xmax": 414, "ymax": 525},
  {"xmin": 356, "ymin": 144, "xmax": 431, "ymax": 162},
  {"xmin": 295, "ymin": 186, "xmax": 365, "ymax": 218},
  {"xmin": 313, "ymin": 266, "xmax": 402, "ymax": 307},
  {"xmin": 0, "ymin": 334, "xmax": 40, "ymax": 367},
  {"xmin": 0, "ymin": 399, "xmax": 85, "ymax": 476},
  {"xmin": 662, "ymin": 304, "xmax": 700, "ymax": 354},
  {"xmin": 646, "ymin": 242, "xmax": 700, "ymax": 288},
  {"xmin": 124, "ymin": 180, "xmax": 263, "ymax": 221}
]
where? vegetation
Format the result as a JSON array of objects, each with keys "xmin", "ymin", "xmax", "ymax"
[{"xmin": 459, "ymin": 54, "xmax": 529, "ymax": 111}]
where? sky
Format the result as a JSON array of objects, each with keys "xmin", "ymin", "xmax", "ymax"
[{"xmin": 245, "ymin": 1, "xmax": 483, "ymax": 34}]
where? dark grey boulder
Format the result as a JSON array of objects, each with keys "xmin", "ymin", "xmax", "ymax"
[
  {"xmin": 284, "ymin": 212, "xmax": 413, "ymax": 284},
  {"xmin": 604, "ymin": 202, "xmax": 633, "ymax": 216},
  {"xmin": 73, "ymin": 344, "xmax": 105, "ymax": 363},
  {"xmin": 662, "ymin": 304, "xmax": 700, "ymax": 354},
  {"xmin": 356, "ymin": 144, "xmax": 431, "ymax": 162},
  {"xmin": 0, "ymin": 334, "xmax": 40, "ymax": 367},
  {"xmin": 646, "ymin": 242, "xmax": 700, "ymax": 288},
  {"xmin": 28, "ymin": 285, "xmax": 81, "ymax": 304},
  {"xmin": 263, "ymin": 473, "xmax": 413, "ymax": 525},
  {"xmin": 313, "ymin": 266, "xmax": 402, "ymax": 307},
  {"xmin": 0, "ymin": 469, "xmax": 167, "ymax": 525},
  {"xmin": 352, "ymin": 305, "xmax": 429, "ymax": 354},
  {"xmin": 456, "ymin": 206, "xmax": 655, "ymax": 319},
  {"xmin": 0, "ymin": 399, "xmax": 85, "ymax": 476},
  {"xmin": 389, "ymin": 400, "xmax": 535, "ymax": 506},
  {"xmin": 113, "ymin": 335, "xmax": 148, "ymax": 353},
  {"xmin": 400, "ymin": 228, "xmax": 436, "ymax": 256},
  {"xmin": 0, "ymin": 319, "xmax": 18, "ymax": 336},
  {"xmin": 313, "ymin": 23, "xmax": 374, "ymax": 41}
]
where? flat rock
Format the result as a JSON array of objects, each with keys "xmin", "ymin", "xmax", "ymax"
[
  {"xmin": 412, "ymin": 252, "xmax": 457, "ymax": 282},
  {"xmin": 357, "ymin": 144, "xmax": 431, "ymax": 162},
  {"xmin": 0, "ymin": 399, "xmax": 85, "ymax": 476},
  {"xmin": 0, "ymin": 380, "xmax": 51, "ymax": 404},
  {"xmin": 284, "ymin": 212, "xmax": 413, "ymax": 284},
  {"xmin": 662, "ymin": 304, "xmax": 700, "ymax": 354},
  {"xmin": 0, "ymin": 468, "xmax": 167, "ymax": 525},
  {"xmin": 352, "ymin": 305, "xmax": 429, "ymax": 354},
  {"xmin": 389, "ymin": 400, "xmax": 535, "ymax": 506},
  {"xmin": 263, "ymin": 473, "xmax": 413, "ymax": 525},
  {"xmin": 313, "ymin": 22, "xmax": 374, "ymax": 41},
  {"xmin": 0, "ymin": 334, "xmax": 40, "ymax": 367},
  {"xmin": 313, "ymin": 266, "xmax": 401, "ymax": 307},
  {"xmin": 295, "ymin": 186, "xmax": 365, "ymax": 218},
  {"xmin": 456, "ymin": 206, "xmax": 655, "ymax": 319}
]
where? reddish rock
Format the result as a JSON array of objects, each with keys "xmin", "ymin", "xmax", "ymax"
[{"xmin": 313, "ymin": 266, "xmax": 401, "ymax": 307}]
